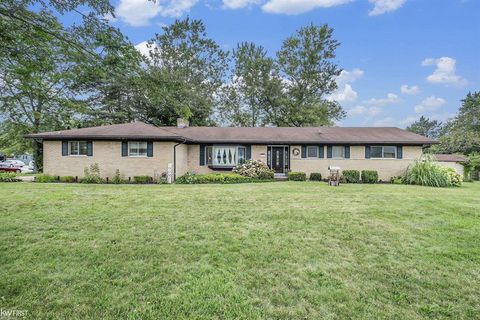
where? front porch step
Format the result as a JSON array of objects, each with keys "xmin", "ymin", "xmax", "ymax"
[{"xmin": 274, "ymin": 173, "xmax": 288, "ymax": 181}]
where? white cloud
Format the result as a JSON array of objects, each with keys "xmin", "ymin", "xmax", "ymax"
[
  {"xmin": 262, "ymin": 0, "xmax": 352, "ymax": 15},
  {"xmin": 368, "ymin": 0, "xmax": 406, "ymax": 16},
  {"xmin": 223, "ymin": 0, "xmax": 262, "ymax": 9},
  {"xmin": 116, "ymin": 0, "xmax": 198, "ymax": 26},
  {"xmin": 374, "ymin": 117, "xmax": 396, "ymax": 127},
  {"xmin": 398, "ymin": 116, "xmax": 417, "ymax": 127},
  {"xmin": 400, "ymin": 85, "xmax": 420, "ymax": 95},
  {"xmin": 364, "ymin": 93, "xmax": 399, "ymax": 107},
  {"xmin": 328, "ymin": 68, "xmax": 364, "ymax": 103},
  {"xmin": 348, "ymin": 105, "xmax": 366, "ymax": 116},
  {"xmin": 422, "ymin": 57, "xmax": 467, "ymax": 86},
  {"xmin": 367, "ymin": 106, "xmax": 381, "ymax": 116},
  {"xmin": 414, "ymin": 96, "xmax": 446, "ymax": 114}
]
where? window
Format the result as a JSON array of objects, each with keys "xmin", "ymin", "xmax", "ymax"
[
  {"xmin": 371, "ymin": 146, "xmax": 397, "ymax": 159},
  {"xmin": 307, "ymin": 146, "xmax": 318, "ymax": 158},
  {"xmin": 210, "ymin": 146, "xmax": 247, "ymax": 167},
  {"xmin": 128, "ymin": 141, "xmax": 147, "ymax": 157},
  {"xmin": 332, "ymin": 146, "xmax": 345, "ymax": 159},
  {"xmin": 69, "ymin": 141, "xmax": 88, "ymax": 156}
]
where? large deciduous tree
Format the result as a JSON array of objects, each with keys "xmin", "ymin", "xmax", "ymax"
[{"xmin": 406, "ymin": 116, "xmax": 443, "ymax": 139}]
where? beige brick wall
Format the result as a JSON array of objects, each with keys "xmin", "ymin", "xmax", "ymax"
[
  {"xmin": 290, "ymin": 145, "xmax": 423, "ymax": 181},
  {"xmin": 43, "ymin": 140, "xmax": 176, "ymax": 179},
  {"xmin": 43, "ymin": 141, "xmax": 423, "ymax": 181}
]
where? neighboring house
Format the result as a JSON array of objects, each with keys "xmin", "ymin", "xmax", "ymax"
[
  {"xmin": 26, "ymin": 120, "xmax": 436, "ymax": 181},
  {"xmin": 434, "ymin": 154, "xmax": 467, "ymax": 176}
]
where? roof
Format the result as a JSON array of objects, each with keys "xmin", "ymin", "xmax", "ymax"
[
  {"xmin": 26, "ymin": 122, "xmax": 437, "ymax": 145},
  {"xmin": 435, "ymin": 154, "xmax": 467, "ymax": 163}
]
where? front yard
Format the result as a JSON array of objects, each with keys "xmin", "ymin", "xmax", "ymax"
[{"xmin": 0, "ymin": 182, "xmax": 479, "ymax": 319}]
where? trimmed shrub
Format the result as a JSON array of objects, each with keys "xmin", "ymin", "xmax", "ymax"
[
  {"xmin": 133, "ymin": 176, "xmax": 152, "ymax": 184},
  {"xmin": 175, "ymin": 172, "xmax": 198, "ymax": 184},
  {"xmin": 342, "ymin": 170, "xmax": 360, "ymax": 183},
  {"xmin": 59, "ymin": 176, "xmax": 76, "ymax": 183},
  {"xmin": 404, "ymin": 155, "xmax": 451, "ymax": 187},
  {"xmin": 233, "ymin": 159, "xmax": 274, "ymax": 179},
  {"xmin": 390, "ymin": 176, "xmax": 403, "ymax": 184},
  {"xmin": 309, "ymin": 173, "xmax": 322, "ymax": 181},
  {"xmin": 82, "ymin": 163, "xmax": 104, "ymax": 184},
  {"xmin": 0, "ymin": 172, "xmax": 21, "ymax": 182},
  {"xmin": 35, "ymin": 174, "xmax": 58, "ymax": 183},
  {"xmin": 288, "ymin": 172, "xmax": 307, "ymax": 181},
  {"xmin": 361, "ymin": 170, "xmax": 378, "ymax": 184},
  {"xmin": 175, "ymin": 173, "xmax": 259, "ymax": 184}
]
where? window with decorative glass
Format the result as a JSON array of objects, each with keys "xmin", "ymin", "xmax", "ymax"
[
  {"xmin": 208, "ymin": 146, "xmax": 247, "ymax": 167},
  {"xmin": 128, "ymin": 141, "xmax": 148, "ymax": 157},
  {"xmin": 69, "ymin": 141, "xmax": 88, "ymax": 156}
]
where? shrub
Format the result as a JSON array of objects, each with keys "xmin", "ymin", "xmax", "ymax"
[
  {"xmin": 133, "ymin": 176, "xmax": 152, "ymax": 184},
  {"xmin": 156, "ymin": 171, "xmax": 169, "ymax": 184},
  {"xmin": 233, "ymin": 159, "xmax": 274, "ymax": 179},
  {"xmin": 111, "ymin": 169, "xmax": 127, "ymax": 184},
  {"xmin": 288, "ymin": 172, "xmax": 307, "ymax": 181},
  {"xmin": 404, "ymin": 155, "xmax": 451, "ymax": 187},
  {"xmin": 0, "ymin": 172, "xmax": 21, "ymax": 182},
  {"xmin": 361, "ymin": 170, "xmax": 378, "ymax": 184},
  {"xmin": 175, "ymin": 173, "xmax": 257, "ymax": 184},
  {"xmin": 390, "ymin": 176, "xmax": 403, "ymax": 184},
  {"xmin": 309, "ymin": 173, "xmax": 322, "ymax": 181},
  {"xmin": 175, "ymin": 172, "xmax": 198, "ymax": 184},
  {"xmin": 443, "ymin": 167, "xmax": 462, "ymax": 187},
  {"xmin": 59, "ymin": 176, "xmax": 76, "ymax": 183},
  {"xmin": 342, "ymin": 170, "xmax": 360, "ymax": 183},
  {"xmin": 82, "ymin": 163, "xmax": 104, "ymax": 184},
  {"xmin": 35, "ymin": 174, "xmax": 58, "ymax": 183}
]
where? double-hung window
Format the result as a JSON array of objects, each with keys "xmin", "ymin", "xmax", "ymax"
[
  {"xmin": 332, "ymin": 146, "xmax": 345, "ymax": 159},
  {"xmin": 69, "ymin": 141, "xmax": 88, "ymax": 156},
  {"xmin": 371, "ymin": 146, "xmax": 397, "ymax": 159},
  {"xmin": 128, "ymin": 141, "xmax": 148, "ymax": 157},
  {"xmin": 307, "ymin": 146, "xmax": 318, "ymax": 158}
]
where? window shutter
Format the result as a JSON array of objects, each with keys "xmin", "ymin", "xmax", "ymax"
[
  {"xmin": 87, "ymin": 141, "xmax": 93, "ymax": 156},
  {"xmin": 147, "ymin": 141, "xmax": 153, "ymax": 157},
  {"xmin": 397, "ymin": 146, "xmax": 403, "ymax": 159},
  {"xmin": 365, "ymin": 145, "xmax": 371, "ymax": 159},
  {"xmin": 344, "ymin": 146, "xmax": 350, "ymax": 159},
  {"xmin": 318, "ymin": 145, "xmax": 324, "ymax": 158},
  {"xmin": 301, "ymin": 146, "xmax": 306, "ymax": 158},
  {"xmin": 327, "ymin": 145, "xmax": 332, "ymax": 159},
  {"xmin": 62, "ymin": 141, "xmax": 68, "ymax": 156},
  {"xmin": 121, "ymin": 141, "xmax": 128, "ymax": 157},
  {"xmin": 246, "ymin": 145, "xmax": 252, "ymax": 160},
  {"xmin": 199, "ymin": 144, "xmax": 206, "ymax": 166}
]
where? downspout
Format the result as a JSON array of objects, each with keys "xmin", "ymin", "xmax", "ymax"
[{"xmin": 173, "ymin": 137, "xmax": 187, "ymax": 181}]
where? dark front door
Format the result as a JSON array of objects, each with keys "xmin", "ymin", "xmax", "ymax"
[{"xmin": 271, "ymin": 147, "xmax": 284, "ymax": 173}]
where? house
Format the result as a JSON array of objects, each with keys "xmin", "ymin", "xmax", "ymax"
[
  {"xmin": 434, "ymin": 154, "xmax": 467, "ymax": 176},
  {"xmin": 26, "ymin": 120, "xmax": 436, "ymax": 181}
]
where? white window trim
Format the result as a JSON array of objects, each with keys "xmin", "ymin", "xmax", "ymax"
[
  {"xmin": 332, "ymin": 146, "xmax": 345, "ymax": 159},
  {"xmin": 306, "ymin": 146, "xmax": 319, "ymax": 159},
  {"xmin": 211, "ymin": 145, "xmax": 245, "ymax": 167},
  {"xmin": 370, "ymin": 146, "xmax": 397, "ymax": 159},
  {"xmin": 128, "ymin": 141, "xmax": 148, "ymax": 157},
  {"xmin": 68, "ymin": 141, "xmax": 88, "ymax": 157}
]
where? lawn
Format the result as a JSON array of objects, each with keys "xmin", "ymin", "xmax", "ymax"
[{"xmin": 0, "ymin": 182, "xmax": 479, "ymax": 319}]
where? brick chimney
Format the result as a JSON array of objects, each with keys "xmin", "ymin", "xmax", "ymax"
[{"xmin": 177, "ymin": 118, "xmax": 189, "ymax": 128}]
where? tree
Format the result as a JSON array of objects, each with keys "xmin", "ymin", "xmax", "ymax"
[
  {"xmin": 143, "ymin": 18, "xmax": 229, "ymax": 126},
  {"xmin": 218, "ymin": 42, "xmax": 282, "ymax": 127},
  {"xmin": 406, "ymin": 116, "xmax": 443, "ymax": 138},
  {"xmin": 271, "ymin": 24, "xmax": 345, "ymax": 126},
  {"xmin": 436, "ymin": 92, "xmax": 480, "ymax": 154}
]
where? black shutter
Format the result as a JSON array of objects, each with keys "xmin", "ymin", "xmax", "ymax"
[
  {"xmin": 199, "ymin": 144, "xmax": 206, "ymax": 166},
  {"xmin": 344, "ymin": 146, "xmax": 350, "ymax": 159},
  {"xmin": 301, "ymin": 146, "xmax": 306, "ymax": 158},
  {"xmin": 327, "ymin": 145, "xmax": 332, "ymax": 159},
  {"xmin": 121, "ymin": 141, "xmax": 128, "ymax": 157},
  {"xmin": 365, "ymin": 145, "xmax": 371, "ymax": 159},
  {"xmin": 318, "ymin": 145, "xmax": 324, "ymax": 158},
  {"xmin": 147, "ymin": 141, "xmax": 153, "ymax": 157},
  {"xmin": 87, "ymin": 141, "xmax": 93, "ymax": 156},
  {"xmin": 397, "ymin": 146, "xmax": 403, "ymax": 159},
  {"xmin": 62, "ymin": 141, "xmax": 68, "ymax": 156},
  {"xmin": 246, "ymin": 145, "xmax": 252, "ymax": 160}
]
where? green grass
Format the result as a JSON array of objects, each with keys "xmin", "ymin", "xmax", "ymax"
[{"xmin": 1, "ymin": 182, "xmax": 479, "ymax": 319}]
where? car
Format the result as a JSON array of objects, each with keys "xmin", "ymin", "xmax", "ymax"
[
  {"xmin": 20, "ymin": 165, "xmax": 35, "ymax": 174},
  {"xmin": 0, "ymin": 162, "xmax": 22, "ymax": 173},
  {"xmin": 3, "ymin": 159, "xmax": 26, "ymax": 167}
]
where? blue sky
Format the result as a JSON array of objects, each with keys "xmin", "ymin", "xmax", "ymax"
[{"xmin": 105, "ymin": 0, "xmax": 479, "ymax": 127}]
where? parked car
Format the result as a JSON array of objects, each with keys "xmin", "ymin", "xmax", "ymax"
[
  {"xmin": 3, "ymin": 159, "xmax": 26, "ymax": 167},
  {"xmin": 0, "ymin": 162, "xmax": 22, "ymax": 173}
]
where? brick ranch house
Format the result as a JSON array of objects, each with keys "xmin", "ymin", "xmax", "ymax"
[{"xmin": 27, "ymin": 121, "xmax": 436, "ymax": 181}]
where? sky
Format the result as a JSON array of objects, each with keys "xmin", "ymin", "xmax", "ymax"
[{"xmin": 105, "ymin": 0, "xmax": 478, "ymax": 127}]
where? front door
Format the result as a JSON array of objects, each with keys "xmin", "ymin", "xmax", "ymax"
[{"xmin": 271, "ymin": 147, "xmax": 284, "ymax": 173}]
